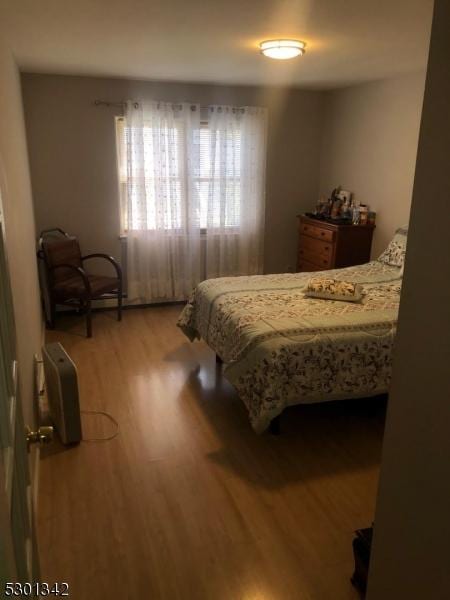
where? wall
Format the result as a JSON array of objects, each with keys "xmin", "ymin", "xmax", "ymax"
[
  {"xmin": 0, "ymin": 41, "xmax": 42, "ymax": 426},
  {"xmin": 368, "ymin": 0, "xmax": 450, "ymax": 598},
  {"xmin": 319, "ymin": 72, "xmax": 425, "ymax": 257},
  {"xmin": 22, "ymin": 74, "xmax": 326, "ymax": 275}
]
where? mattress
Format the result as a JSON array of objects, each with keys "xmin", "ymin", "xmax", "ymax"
[{"xmin": 177, "ymin": 261, "xmax": 402, "ymax": 433}]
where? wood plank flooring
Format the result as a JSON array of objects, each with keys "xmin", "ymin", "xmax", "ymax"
[{"xmin": 39, "ymin": 306, "xmax": 386, "ymax": 600}]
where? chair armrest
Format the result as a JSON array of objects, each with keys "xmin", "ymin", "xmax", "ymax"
[
  {"xmin": 81, "ymin": 254, "xmax": 122, "ymax": 281},
  {"xmin": 50, "ymin": 264, "xmax": 92, "ymax": 295}
]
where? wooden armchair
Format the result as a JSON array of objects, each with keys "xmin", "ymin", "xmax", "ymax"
[{"xmin": 38, "ymin": 229, "xmax": 122, "ymax": 338}]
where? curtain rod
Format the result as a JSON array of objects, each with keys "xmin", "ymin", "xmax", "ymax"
[
  {"xmin": 94, "ymin": 100, "xmax": 247, "ymax": 113},
  {"xmin": 94, "ymin": 100, "xmax": 136, "ymax": 109},
  {"xmin": 94, "ymin": 100, "xmax": 199, "ymax": 110}
]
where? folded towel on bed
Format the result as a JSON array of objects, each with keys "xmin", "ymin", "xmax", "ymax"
[{"xmin": 304, "ymin": 277, "xmax": 363, "ymax": 302}]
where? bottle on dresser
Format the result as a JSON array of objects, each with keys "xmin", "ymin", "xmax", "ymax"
[{"xmin": 352, "ymin": 202, "xmax": 361, "ymax": 225}]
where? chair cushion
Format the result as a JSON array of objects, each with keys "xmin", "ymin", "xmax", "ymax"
[{"xmin": 53, "ymin": 274, "xmax": 120, "ymax": 300}]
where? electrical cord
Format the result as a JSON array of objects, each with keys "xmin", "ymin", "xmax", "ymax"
[{"xmin": 80, "ymin": 410, "xmax": 119, "ymax": 442}]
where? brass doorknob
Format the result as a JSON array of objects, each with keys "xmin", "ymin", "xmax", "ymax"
[{"xmin": 25, "ymin": 425, "xmax": 54, "ymax": 450}]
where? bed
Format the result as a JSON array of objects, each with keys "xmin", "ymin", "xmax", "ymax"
[{"xmin": 177, "ymin": 229, "xmax": 406, "ymax": 433}]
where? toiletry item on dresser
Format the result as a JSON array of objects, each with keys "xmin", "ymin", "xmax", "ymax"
[
  {"xmin": 331, "ymin": 197, "xmax": 342, "ymax": 219},
  {"xmin": 352, "ymin": 205, "xmax": 360, "ymax": 225},
  {"xmin": 341, "ymin": 198, "xmax": 352, "ymax": 219},
  {"xmin": 359, "ymin": 205, "xmax": 368, "ymax": 225}
]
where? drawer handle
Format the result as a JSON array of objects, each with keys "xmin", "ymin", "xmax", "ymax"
[
  {"xmin": 320, "ymin": 232, "xmax": 325, "ymax": 236},
  {"xmin": 324, "ymin": 246, "xmax": 329, "ymax": 251}
]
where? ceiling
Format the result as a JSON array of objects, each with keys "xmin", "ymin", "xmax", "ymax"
[{"xmin": 1, "ymin": 0, "xmax": 434, "ymax": 89}]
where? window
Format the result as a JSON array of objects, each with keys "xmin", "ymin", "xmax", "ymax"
[
  {"xmin": 198, "ymin": 124, "xmax": 241, "ymax": 229},
  {"xmin": 118, "ymin": 102, "xmax": 266, "ymax": 291},
  {"xmin": 116, "ymin": 117, "xmax": 185, "ymax": 231},
  {"xmin": 116, "ymin": 117, "xmax": 242, "ymax": 231}
]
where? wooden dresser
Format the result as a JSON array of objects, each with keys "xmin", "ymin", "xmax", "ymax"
[{"xmin": 297, "ymin": 215, "xmax": 375, "ymax": 272}]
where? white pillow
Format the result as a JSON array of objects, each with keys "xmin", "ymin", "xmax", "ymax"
[
  {"xmin": 305, "ymin": 277, "xmax": 364, "ymax": 303},
  {"xmin": 378, "ymin": 227, "xmax": 408, "ymax": 268}
]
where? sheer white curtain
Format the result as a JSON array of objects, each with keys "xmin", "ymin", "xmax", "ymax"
[
  {"xmin": 123, "ymin": 101, "xmax": 201, "ymax": 302},
  {"xmin": 120, "ymin": 101, "xmax": 267, "ymax": 302},
  {"xmin": 203, "ymin": 106, "xmax": 267, "ymax": 278}
]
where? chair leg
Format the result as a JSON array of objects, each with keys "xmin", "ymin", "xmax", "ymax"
[
  {"xmin": 86, "ymin": 300, "xmax": 92, "ymax": 338},
  {"xmin": 117, "ymin": 285, "xmax": 122, "ymax": 322}
]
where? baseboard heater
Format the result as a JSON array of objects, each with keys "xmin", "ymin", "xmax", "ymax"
[{"xmin": 42, "ymin": 342, "xmax": 82, "ymax": 444}]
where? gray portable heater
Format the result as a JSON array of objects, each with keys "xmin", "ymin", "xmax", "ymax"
[{"xmin": 42, "ymin": 342, "xmax": 82, "ymax": 444}]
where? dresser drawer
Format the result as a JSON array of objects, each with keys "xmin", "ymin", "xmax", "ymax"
[
  {"xmin": 298, "ymin": 248, "xmax": 333, "ymax": 269},
  {"xmin": 297, "ymin": 258, "xmax": 328, "ymax": 273},
  {"xmin": 299, "ymin": 221, "xmax": 335, "ymax": 243},
  {"xmin": 297, "ymin": 214, "xmax": 375, "ymax": 273},
  {"xmin": 299, "ymin": 234, "xmax": 333, "ymax": 258}
]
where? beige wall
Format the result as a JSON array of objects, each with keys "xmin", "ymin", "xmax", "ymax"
[
  {"xmin": 319, "ymin": 73, "xmax": 425, "ymax": 257},
  {"xmin": 0, "ymin": 41, "xmax": 42, "ymax": 425},
  {"xmin": 22, "ymin": 74, "xmax": 326, "ymax": 275},
  {"xmin": 22, "ymin": 73, "xmax": 425, "ymax": 275},
  {"xmin": 368, "ymin": 0, "xmax": 450, "ymax": 598}
]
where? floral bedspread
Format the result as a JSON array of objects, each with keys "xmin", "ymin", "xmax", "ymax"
[{"xmin": 177, "ymin": 261, "xmax": 402, "ymax": 433}]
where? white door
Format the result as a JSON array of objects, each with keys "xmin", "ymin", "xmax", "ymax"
[{"xmin": 0, "ymin": 200, "xmax": 40, "ymax": 587}]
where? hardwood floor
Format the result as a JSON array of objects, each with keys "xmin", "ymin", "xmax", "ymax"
[{"xmin": 39, "ymin": 306, "xmax": 386, "ymax": 600}]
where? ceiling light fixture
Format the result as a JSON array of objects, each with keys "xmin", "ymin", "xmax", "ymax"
[{"xmin": 259, "ymin": 39, "xmax": 306, "ymax": 60}]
